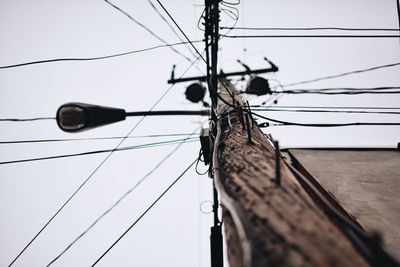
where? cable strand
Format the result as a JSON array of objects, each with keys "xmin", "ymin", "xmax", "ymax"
[{"xmin": 91, "ymin": 159, "xmax": 197, "ymax": 266}]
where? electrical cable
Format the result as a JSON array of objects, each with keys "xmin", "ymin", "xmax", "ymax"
[
  {"xmin": 155, "ymin": 0, "xmax": 207, "ymax": 63},
  {"xmin": 396, "ymin": 0, "xmax": 400, "ymax": 45},
  {"xmin": 220, "ymin": 5, "xmax": 240, "ymax": 37},
  {"xmin": 4, "ymin": 87, "xmax": 397, "ymax": 126},
  {"xmin": 0, "ymin": 138, "xmax": 198, "ymax": 166},
  {"xmin": 7, "ymin": 56, "xmax": 201, "ymax": 267},
  {"xmin": 0, "ymin": 117, "xmax": 55, "ymax": 122},
  {"xmin": 46, "ymin": 129, "xmax": 199, "ymax": 266},
  {"xmin": 221, "ymin": 0, "xmax": 240, "ymax": 5},
  {"xmin": 0, "ymin": 41, "xmax": 201, "ymax": 70},
  {"xmin": 197, "ymin": 7, "xmax": 206, "ymax": 32},
  {"xmin": 0, "ymin": 133, "xmax": 198, "ymax": 145},
  {"xmin": 277, "ymin": 62, "xmax": 400, "ymax": 88},
  {"xmin": 253, "ymin": 85, "xmax": 400, "ymax": 96},
  {"xmin": 91, "ymin": 159, "xmax": 197, "ymax": 266},
  {"xmin": 195, "ymin": 148, "xmax": 209, "ymax": 175},
  {"xmin": 104, "ymin": 0, "xmax": 193, "ymax": 63},
  {"xmin": 251, "ymin": 108, "xmax": 400, "ymax": 115},
  {"xmin": 278, "ymin": 86, "xmax": 400, "ymax": 91},
  {"xmin": 220, "ymin": 26, "xmax": 400, "ymax": 31},
  {"xmin": 272, "ymin": 90, "xmax": 400, "ymax": 95},
  {"xmin": 220, "ymin": 34, "xmax": 400, "ymax": 38},
  {"xmin": 251, "ymin": 111, "xmax": 400, "ymax": 127},
  {"xmin": 147, "ymin": 0, "xmax": 199, "ymax": 60},
  {"xmin": 250, "ymin": 105, "xmax": 400, "ymax": 110},
  {"xmin": 221, "ymin": 7, "xmax": 238, "ymax": 21}
]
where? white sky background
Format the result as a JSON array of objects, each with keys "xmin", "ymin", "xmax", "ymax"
[{"xmin": 0, "ymin": 0, "xmax": 399, "ymax": 266}]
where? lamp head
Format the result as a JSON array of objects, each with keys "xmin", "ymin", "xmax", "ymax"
[{"xmin": 56, "ymin": 102, "xmax": 126, "ymax": 132}]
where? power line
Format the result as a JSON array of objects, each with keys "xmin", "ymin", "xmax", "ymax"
[
  {"xmin": 250, "ymin": 105, "xmax": 400, "ymax": 110},
  {"xmin": 397, "ymin": 0, "xmax": 400, "ymax": 45},
  {"xmin": 264, "ymin": 86, "xmax": 400, "ymax": 95},
  {"xmin": 221, "ymin": 0, "xmax": 240, "ymax": 6},
  {"xmin": 220, "ymin": 34, "xmax": 400, "ymax": 38},
  {"xmin": 0, "ymin": 133, "xmax": 198, "ymax": 145},
  {"xmin": 91, "ymin": 159, "xmax": 197, "ymax": 266},
  {"xmin": 7, "ymin": 57, "xmax": 201, "ymax": 266},
  {"xmin": 251, "ymin": 111, "xmax": 400, "ymax": 127},
  {"xmin": 277, "ymin": 62, "xmax": 400, "ymax": 88},
  {"xmin": 147, "ymin": 0, "xmax": 199, "ymax": 60},
  {"xmin": 46, "ymin": 130, "xmax": 198, "ymax": 266},
  {"xmin": 220, "ymin": 26, "xmax": 400, "ymax": 31},
  {"xmin": 0, "ymin": 117, "xmax": 54, "ymax": 122},
  {"xmin": 104, "ymin": 0, "xmax": 193, "ymax": 63},
  {"xmin": 0, "ymin": 41, "xmax": 201, "ymax": 70},
  {"xmin": 274, "ymin": 89, "xmax": 400, "ymax": 95},
  {"xmin": 155, "ymin": 0, "xmax": 207, "ymax": 63},
  {"xmin": 0, "ymin": 138, "xmax": 197, "ymax": 166},
  {"xmin": 251, "ymin": 108, "xmax": 400, "ymax": 115},
  {"xmin": 278, "ymin": 86, "xmax": 400, "ymax": 91}
]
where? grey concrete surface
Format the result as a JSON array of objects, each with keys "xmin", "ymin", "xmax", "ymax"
[{"xmin": 289, "ymin": 149, "xmax": 400, "ymax": 260}]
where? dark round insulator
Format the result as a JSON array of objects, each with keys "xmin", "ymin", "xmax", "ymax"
[
  {"xmin": 185, "ymin": 83, "xmax": 206, "ymax": 103},
  {"xmin": 246, "ymin": 76, "xmax": 271, "ymax": 96}
]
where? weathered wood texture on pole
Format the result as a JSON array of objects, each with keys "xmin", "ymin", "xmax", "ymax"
[{"xmin": 212, "ymin": 79, "xmax": 368, "ymax": 267}]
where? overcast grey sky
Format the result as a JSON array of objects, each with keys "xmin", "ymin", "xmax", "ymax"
[{"xmin": 1, "ymin": 0, "xmax": 399, "ymax": 266}]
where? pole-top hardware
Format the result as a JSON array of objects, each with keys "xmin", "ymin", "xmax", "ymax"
[
  {"xmin": 274, "ymin": 140, "xmax": 281, "ymax": 186},
  {"xmin": 167, "ymin": 58, "xmax": 279, "ymax": 84},
  {"xmin": 200, "ymin": 128, "xmax": 211, "ymax": 165}
]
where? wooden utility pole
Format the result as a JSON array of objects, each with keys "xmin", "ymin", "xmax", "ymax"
[{"xmin": 211, "ymin": 80, "xmax": 370, "ymax": 267}]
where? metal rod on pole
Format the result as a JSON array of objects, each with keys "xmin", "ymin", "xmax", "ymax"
[
  {"xmin": 168, "ymin": 64, "xmax": 279, "ymax": 84},
  {"xmin": 397, "ymin": 0, "xmax": 400, "ymax": 46},
  {"xmin": 126, "ymin": 110, "xmax": 210, "ymax": 116}
]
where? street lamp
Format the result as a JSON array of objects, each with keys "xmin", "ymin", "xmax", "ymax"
[{"xmin": 56, "ymin": 102, "xmax": 210, "ymax": 132}]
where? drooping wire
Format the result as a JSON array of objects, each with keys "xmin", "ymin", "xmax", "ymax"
[
  {"xmin": 221, "ymin": 0, "xmax": 240, "ymax": 5},
  {"xmin": 0, "ymin": 133, "xmax": 198, "ymax": 145},
  {"xmin": 0, "ymin": 138, "xmax": 198, "ymax": 166},
  {"xmin": 0, "ymin": 41, "xmax": 201, "ymax": 70},
  {"xmin": 277, "ymin": 62, "xmax": 400, "ymax": 89},
  {"xmin": 46, "ymin": 129, "xmax": 199, "ymax": 266},
  {"xmin": 7, "ymin": 56, "xmax": 201, "ymax": 267},
  {"xmin": 197, "ymin": 7, "xmax": 206, "ymax": 32},
  {"xmin": 195, "ymin": 148, "xmax": 209, "ymax": 175},
  {"xmin": 220, "ymin": 26, "xmax": 400, "ymax": 31},
  {"xmin": 91, "ymin": 159, "xmax": 197, "ymax": 266},
  {"xmin": 221, "ymin": 7, "xmax": 238, "ymax": 21},
  {"xmin": 220, "ymin": 4, "xmax": 240, "ymax": 37},
  {"xmin": 104, "ymin": 0, "xmax": 193, "ymax": 63}
]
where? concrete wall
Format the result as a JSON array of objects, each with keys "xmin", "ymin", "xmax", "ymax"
[{"xmin": 289, "ymin": 149, "xmax": 400, "ymax": 260}]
